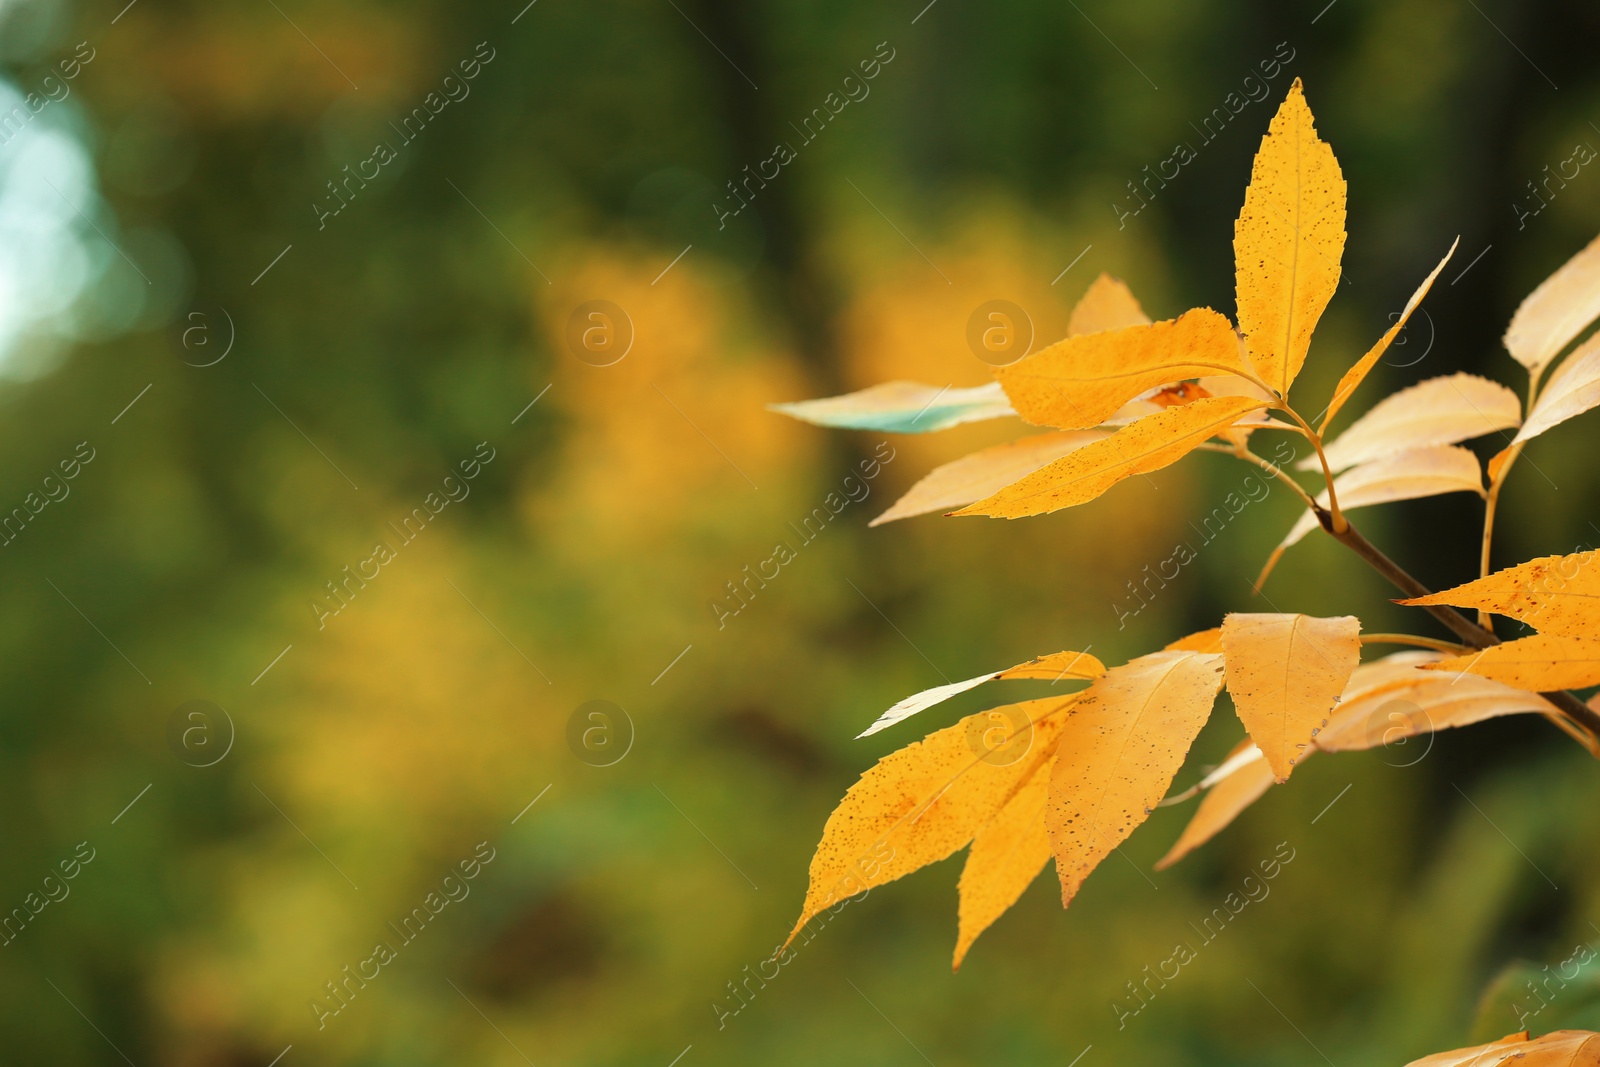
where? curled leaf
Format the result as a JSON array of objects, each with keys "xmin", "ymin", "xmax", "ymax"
[
  {"xmin": 1424, "ymin": 634, "xmax": 1600, "ymax": 692},
  {"xmin": 858, "ymin": 650, "xmax": 1104, "ymax": 738},
  {"xmin": 770, "ymin": 381, "xmax": 1014, "ymax": 433},
  {"xmin": 1154, "ymin": 740, "xmax": 1277, "ymax": 870}
]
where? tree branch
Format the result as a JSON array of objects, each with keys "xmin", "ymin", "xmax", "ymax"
[{"xmin": 1316, "ymin": 506, "xmax": 1600, "ymax": 748}]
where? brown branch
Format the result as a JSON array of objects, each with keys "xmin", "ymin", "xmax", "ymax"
[{"xmin": 1316, "ymin": 506, "xmax": 1600, "ymax": 748}]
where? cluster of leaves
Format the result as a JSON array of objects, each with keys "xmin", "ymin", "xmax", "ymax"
[{"xmin": 770, "ymin": 78, "xmax": 1600, "ymax": 974}]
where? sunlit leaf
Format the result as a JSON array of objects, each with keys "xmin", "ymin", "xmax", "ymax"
[
  {"xmin": 1311, "ymin": 373, "xmax": 1521, "ymax": 472},
  {"xmin": 1047, "ymin": 649, "xmax": 1225, "ymax": 906},
  {"xmin": 1220, "ymin": 613, "xmax": 1362, "ymax": 781},
  {"xmin": 995, "ymin": 308, "xmax": 1253, "ymax": 430},
  {"xmin": 1505, "ymin": 228, "xmax": 1600, "ymax": 383},
  {"xmin": 1400, "ymin": 551, "xmax": 1600, "ymax": 640},
  {"xmin": 1406, "ymin": 1029, "xmax": 1600, "ymax": 1067},
  {"xmin": 1425, "ymin": 634, "xmax": 1600, "ymax": 692},
  {"xmin": 955, "ymin": 394, "xmax": 1269, "ymax": 519},
  {"xmin": 1319, "ymin": 238, "xmax": 1458, "ymax": 431},
  {"xmin": 955, "ymin": 755, "xmax": 1054, "ymax": 970},
  {"xmin": 1234, "ymin": 78, "xmax": 1347, "ymax": 397},
  {"xmin": 870, "ymin": 431, "xmax": 1106, "ymax": 526},
  {"xmin": 769, "ymin": 380, "xmax": 1014, "ymax": 433},
  {"xmin": 1516, "ymin": 331, "xmax": 1600, "ymax": 445},
  {"xmin": 857, "ymin": 650, "xmax": 1104, "ymax": 737},
  {"xmin": 784, "ymin": 697, "xmax": 1075, "ymax": 950}
]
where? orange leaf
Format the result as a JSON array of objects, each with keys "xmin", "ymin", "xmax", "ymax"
[
  {"xmin": 1399, "ymin": 551, "xmax": 1600, "ymax": 639},
  {"xmin": 994, "ymin": 307, "xmax": 1252, "ymax": 430},
  {"xmin": 1234, "ymin": 78, "xmax": 1347, "ymax": 397},
  {"xmin": 1066, "ymin": 273, "xmax": 1150, "ymax": 337},
  {"xmin": 784, "ymin": 697, "xmax": 1076, "ymax": 951},
  {"xmin": 955, "ymin": 394, "xmax": 1269, "ymax": 519},
  {"xmin": 870, "ymin": 431, "xmax": 1106, "ymax": 526},
  {"xmin": 1406, "ymin": 1029, "xmax": 1600, "ymax": 1066},
  {"xmin": 1319, "ymin": 238, "xmax": 1457, "ymax": 432},
  {"xmin": 1424, "ymin": 634, "xmax": 1600, "ymax": 691},
  {"xmin": 1047, "ymin": 650, "xmax": 1225, "ymax": 906},
  {"xmin": 955, "ymin": 753, "xmax": 1053, "ymax": 970},
  {"xmin": 1165, "ymin": 628, "xmax": 1223, "ymax": 653},
  {"xmin": 1220, "ymin": 613, "xmax": 1362, "ymax": 780}
]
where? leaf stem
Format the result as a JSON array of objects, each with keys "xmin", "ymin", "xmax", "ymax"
[
  {"xmin": 1276, "ymin": 404, "xmax": 1345, "ymax": 530},
  {"xmin": 1359, "ymin": 633, "xmax": 1473, "ymax": 654}
]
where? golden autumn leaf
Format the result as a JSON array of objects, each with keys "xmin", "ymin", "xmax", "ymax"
[
  {"xmin": 1066, "ymin": 273, "xmax": 1151, "ymax": 336},
  {"xmin": 1220, "ymin": 613, "xmax": 1362, "ymax": 780},
  {"xmin": 1047, "ymin": 649, "xmax": 1225, "ymax": 906},
  {"xmin": 1312, "ymin": 372, "xmax": 1522, "ymax": 472},
  {"xmin": 1407, "ymin": 1029, "xmax": 1600, "ymax": 1067},
  {"xmin": 1399, "ymin": 551, "xmax": 1600, "ymax": 639},
  {"xmin": 870, "ymin": 430, "xmax": 1106, "ymax": 526},
  {"xmin": 1319, "ymin": 238, "xmax": 1458, "ymax": 432},
  {"xmin": 994, "ymin": 307, "xmax": 1252, "ymax": 430},
  {"xmin": 1424, "ymin": 633, "xmax": 1600, "ymax": 692},
  {"xmin": 1165, "ymin": 627, "xmax": 1224, "ymax": 653},
  {"xmin": 1505, "ymin": 229, "xmax": 1600, "ymax": 384},
  {"xmin": 955, "ymin": 754, "xmax": 1054, "ymax": 970},
  {"xmin": 1154, "ymin": 739, "xmax": 1278, "ymax": 870},
  {"xmin": 1158, "ymin": 652, "xmax": 1556, "ymax": 866},
  {"xmin": 784, "ymin": 696, "xmax": 1076, "ymax": 950},
  {"xmin": 857, "ymin": 649, "xmax": 1104, "ymax": 737},
  {"xmin": 1233, "ymin": 77, "xmax": 1347, "ymax": 398},
  {"xmin": 955, "ymin": 394, "xmax": 1269, "ymax": 519},
  {"xmin": 1516, "ymin": 330, "xmax": 1600, "ymax": 445}
]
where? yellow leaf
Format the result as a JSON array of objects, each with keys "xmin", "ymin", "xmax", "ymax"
[
  {"xmin": 1487, "ymin": 443, "xmax": 1516, "ymax": 483},
  {"xmin": 1516, "ymin": 330, "xmax": 1600, "ymax": 445},
  {"xmin": 1047, "ymin": 649, "xmax": 1225, "ymax": 907},
  {"xmin": 1310, "ymin": 373, "xmax": 1522, "ymax": 472},
  {"xmin": 1275, "ymin": 445, "xmax": 1484, "ymax": 555},
  {"xmin": 784, "ymin": 697, "xmax": 1075, "ymax": 950},
  {"xmin": 1158, "ymin": 651, "xmax": 1556, "ymax": 870},
  {"xmin": 1154, "ymin": 740, "xmax": 1277, "ymax": 870},
  {"xmin": 1406, "ymin": 1029, "xmax": 1600, "ymax": 1067},
  {"xmin": 1316, "ymin": 651, "xmax": 1557, "ymax": 751},
  {"xmin": 870, "ymin": 431, "xmax": 1106, "ymax": 526},
  {"xmin": 994, "ymin": 307, "xmax": 1253, "ymax": 430},
  {"xmin": 955, "ymin": 394, "xmax": 1269, "ymax": 519},
  {"xmin": 1505, "ymin": 228, "xmax": 1600, "ymax": 383},
  {"xmin": 857, "ymin": 650, "xmax": 1105, "ymax": 737},
  {"xmin": 1066, "ymin": 273, "xmax": 1150, "ymax": 337},
  {"xmin": 1165, "ymin": 628, "xmax": 1223, "ymax": 653},
  {"xmin": 1424, "ymin": 633, "xmax": 1600, "ymax": 691},
  {"xmin": 1400, "ymin": 551, "xmax": 1600, "ymax": 639},
  {"xmin": 1234, "ymin": 78, "xmax": 1347, "ymax": 397},
  {"xmin": 1220, "ymin": 613, "xmax": 1362, "ymax": 781},
  {"xmin": 955, "ymin": 755, "xmax": 1053, "ymax": 970},
  {"xmin": 1319, "ymin": 238, "xmax": 1458, "ymax": 432}
]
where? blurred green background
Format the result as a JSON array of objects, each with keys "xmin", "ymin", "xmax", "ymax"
[{"xmin": 3, "ymin": 0, "xmax": 1600, "ymax": 1063}]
